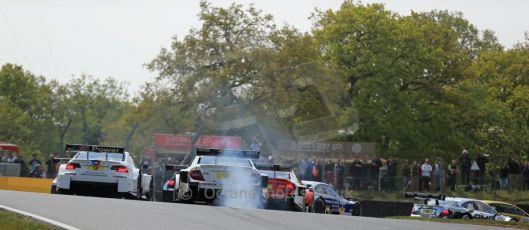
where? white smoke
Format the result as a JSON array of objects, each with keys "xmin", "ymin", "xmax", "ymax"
[{"xmin": 214, "ymin": 155, "xmax": 265, "ymax": 209}]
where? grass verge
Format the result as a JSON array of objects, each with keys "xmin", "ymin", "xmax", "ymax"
[
  {"xmin": 388, "ymin": 216, "xmax": 529, "ymax": 229},
  {"xmin": 0, "ymin": 208, "xmax": 60, "ymax": 230}
]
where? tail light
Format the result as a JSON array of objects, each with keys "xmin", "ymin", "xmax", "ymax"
[
  {"xmin": 285, "ymin": 183, "xmax": 295, "ymax": 195},
  {"xmin": 439, "ymin": 209, "xmax": 450, "ymax": 217},
  {"xmin": 65, "ymin": 163, "xmax": 80, "ymax": 170},
  {"xmin": 189, "ymin": 169, "xmax": 204, "ymax": 181},
  {"xmin": 167, "ymin": 179, "xmax": 175, "ymax": 187},
  {"xmin": 111, "ymin": 165, "xmax": 129, "ymax": 173}
]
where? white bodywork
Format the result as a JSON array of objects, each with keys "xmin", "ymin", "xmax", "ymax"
[
  {"xmin": 55, "ymin": 150, "xmax": 152, "ymax": 198},
  {"xmin": 175, "ymin": 154, "xmax": 266, "ymax": 203}
]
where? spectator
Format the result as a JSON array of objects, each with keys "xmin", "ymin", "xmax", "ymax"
[
  {"xmin": 379, "ymin": 159, "xmax": 389, "ymax": 191},
  {"xmin": 420, "ymin": 159, "xmax": 433, "ymax": 192},
  {"xmin": 387, "ymin": 157, "xmax": 397, "ymax": 191},
  {"xmin": 411, "ymin": 160, "xmax": 421, "ymax": 191},
  {"xmin": 369, "ymin": 155, "xmax": 382, "ymax": 190},
  {"xmin": 522, "ymin": 161, "xmax": 529, "ymax": 190},
  {"xmin": 401, "ymin": 160, "xmax": 411, "ymax": 191},
  {"xmin": 460, "ymin": 150, "xmax": 471, "ymax": 185},
  {"xmin": 312, "ymin": 157, "xmax": 322, "ymax": 182},
  {"xmin": 508, "ymin": 156, "xmax": 521, "ymax": 189},
  {"xmin": 334, "ymin": 159, "xmax": 345, "ymax": 190},
  {"xmin": 447, "ymin": 159, "xmax": 458, "ymax": 191},
  {"xmin": 45, "ymin": 154, "xmax": 59, "ymax": 178},
  {"xmin": 28, "ymin": 154, "xmax": 41, "ymax": 175},
  {"xmin": 1, "ymin": 152, "xmax": 6, "ymax": 162},
  {"xmin": 295, "ymin": 158, "xmax": 306, "ymax": 180},
  {"xmin": 6, "ymin": 153, "xmax": 17, "ymax": 163},
  {"xmin": 13, "ymin": 153, "xmax": 29, "ymax": 177},
  {"xmin": 250, "ymin": 137, "xmax": 262, "ymax": 151},
  {"xmin": 351, "ymin": 155, "xmax": 363, "ymax": 190},
  {"xmin": 475, "ymin": 153, "xmax": 489, "ymax": 185},
  {"xmin": 433, "ymin": 158, "xmax": 443, "ymax": 191},
  {"xmin": 499, "ymin": 163, "xmax": 510, "ymax": 190},
  {"xmin": 305, "ymin": 157, "xmax": 314, "ymax": 180},
  {"xmin": 324, "ymin": 160, "xmax": 334, "ymax": 185},
  {"xmin": 30, "ymin": 164, "xmax": 45, "ymax": 178}
]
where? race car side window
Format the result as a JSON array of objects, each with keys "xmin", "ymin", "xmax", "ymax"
[
  {"xmin": 323, "ymin": 185, "xmax": 338, "ymax": 197},
  {"xmin": 475, "ymin": 202, "xmax": 495, "ymax": 214},
  {"xmin": 314, "ymin": 185, "xmax": 326, "ymax": 194},
  {"xmin": 499, "ymin": 204, "xmax": 523, "ymax": 215}
]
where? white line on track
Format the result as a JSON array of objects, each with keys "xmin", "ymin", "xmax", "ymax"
[{"xmin": 0, "ymin": 204, "xmax": 80, "ymax": 230}]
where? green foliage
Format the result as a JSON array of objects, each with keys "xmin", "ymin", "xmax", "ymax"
[{"xmin": 1, "ymin": 1, "xmax": 528, "ymax": 164}]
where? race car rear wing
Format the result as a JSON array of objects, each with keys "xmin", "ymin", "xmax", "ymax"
[
  {"xmin": 165, "ymin": 164, "xmax": 188, "ymax": 171},
  {"xmin": 196, "ymin": 148, "xmax": 260, "ymax": 159},
  {"xmin": 254, "ymin": 163, "xmax": 291, "ymax": 171},
  {"xmin": 65, "ymin": 144, "xmax": 125, "ymax": 153},
  {"xmin": 404, "ymin": 192, "xmax": 446, "ymax": 205}
]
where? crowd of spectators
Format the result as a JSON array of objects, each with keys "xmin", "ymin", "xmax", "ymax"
[
  {"xmin": 288, "ymin": 150, "xmax": 529, "ymax": 192},
  {"xmin": 1, "ymin": 152, "xmax": 58, "ymax": 178}
]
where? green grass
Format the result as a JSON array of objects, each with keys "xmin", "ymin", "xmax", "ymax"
[
  {"xmin": 0, "ymin": 209, "xmax": 60, "ymax": 230},
  {"xmin": 389, "ymin": 216, "xmax": 529, "ymax": 229},
  {"xmin": 346, "ymin": 190, "xmax": 529, "ymax": 203}
]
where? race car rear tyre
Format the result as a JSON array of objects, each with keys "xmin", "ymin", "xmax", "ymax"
[
  {"xmin": 352, "ymin": 203, "xmax": 362, "ymax": 216},
  {"xmin": 315, "ymin": 199, "xmax": 326, "ymax": 214},
  {"xmin": 58, "ymin": 188, "xmax": 73, "ymax": 195},
  {"xmin": 461, "ymin": 213, "xmax": 472, "ymax": 219}
]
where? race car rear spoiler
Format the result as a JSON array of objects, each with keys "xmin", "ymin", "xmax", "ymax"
[
  {"xmin": 196, "ymin": 148, "xmax": 260, "ymax": 159},
  {"xmin": 404, "ymin": 192, "xmax": 446, "ymax": 200},
  {"xmin": 165, "ymin": 164, "xmax": 188, "ymax": 171},
  {"xmin": 65, "ymin": 144, "xmax": 125, "ymax": 154},
  {"xmin": 254, "ymin": 163, "xmax": 291, "ymax": 171},
  {"xmin": 405, "ymin": 192, "xmax": 446, "ymax": 205}
]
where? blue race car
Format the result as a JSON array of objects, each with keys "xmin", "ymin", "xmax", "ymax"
[{"xmin": 302, "ymin": 180, "xmax": 361, "ymax": 216}]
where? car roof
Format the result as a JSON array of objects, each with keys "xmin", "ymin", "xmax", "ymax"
[{"xmin": 482, "ymin": 200, "xmax": 515, "ymax": 205}]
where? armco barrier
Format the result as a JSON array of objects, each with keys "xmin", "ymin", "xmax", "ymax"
[
  {"xmin": 358, "ymin": 200, "xmax": 414, "ymax": 217},
  {"xmin": 0, "ymin": 177, "xmax": 52, "ymax": 193}
]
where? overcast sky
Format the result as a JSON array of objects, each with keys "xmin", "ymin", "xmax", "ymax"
[{"xmin": 1, "ymin": 0, "xmax": 528, "ymax": 94}]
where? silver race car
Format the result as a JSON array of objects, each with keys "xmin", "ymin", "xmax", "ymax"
[
  {"xmin": 174, "ymin": 148, "xmax": 268, "ymax": 207},
  {"xmin": 53, "ymin": 144, "xmax": 153, "ymax": 200}
]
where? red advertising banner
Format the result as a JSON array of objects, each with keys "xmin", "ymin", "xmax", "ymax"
[{"xmin": 152, "ymin": 133, "xmax": 242, "ymax": 149}]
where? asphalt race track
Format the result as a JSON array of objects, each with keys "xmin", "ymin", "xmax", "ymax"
[{"xmin": 0, "ymin": 190, "xmax": 507, "ymax": 230}]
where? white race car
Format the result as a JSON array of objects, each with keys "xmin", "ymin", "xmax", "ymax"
[
  {"xmin": 53, "ymin": 144, "xmax": 153, "ymax": 200},
  {"xmin": 174, "ymin": 148, "xmax": 268, "ymax": 207}
]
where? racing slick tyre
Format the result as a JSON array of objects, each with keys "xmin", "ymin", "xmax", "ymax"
[
  {"xmin": 146, "ymin": 180, "xmax": 154, "ymax": 201},
  {"xmin": 352, "ymin": 203, "xmax": 362, "ymax": 216},
  {"xmin": 162, "ymin": 190, "xmax": 174, "ymax": 202},
  {"xmin": 461, "ymin": 213, "xmax": 472, "ymax": 220},
  {"xmin": 136, "ymin": 175, "xmax": 143, "ymax": 200},
  {"xmin": 58, "ymin": 188, "xmax": 73, "ymax": 195},
  {"xmin": 314, "ymin": 199, "xmax": 326, "ymax": 214}
]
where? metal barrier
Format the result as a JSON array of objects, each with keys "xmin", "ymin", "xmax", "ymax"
[{"xmin": 0, "ymin": 163, "xmax": 21, "ymax": 177}]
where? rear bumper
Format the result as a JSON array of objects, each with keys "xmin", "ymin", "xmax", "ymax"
[
  {"xmin": 181, "ymin": 182, "xmax": 264, "ymax": 202},
  {"xmin": 56, "ymin": 174, "xmax": 135, "ymax": 193}
]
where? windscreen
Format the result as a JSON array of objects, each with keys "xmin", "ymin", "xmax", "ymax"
[
  {"xmin": 74, "ymin": 151, "xmax": 124, "ymax": 162},
  {"xmin": 198, "ymin": 156, "xmax": 252, "ymax": 167}
]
